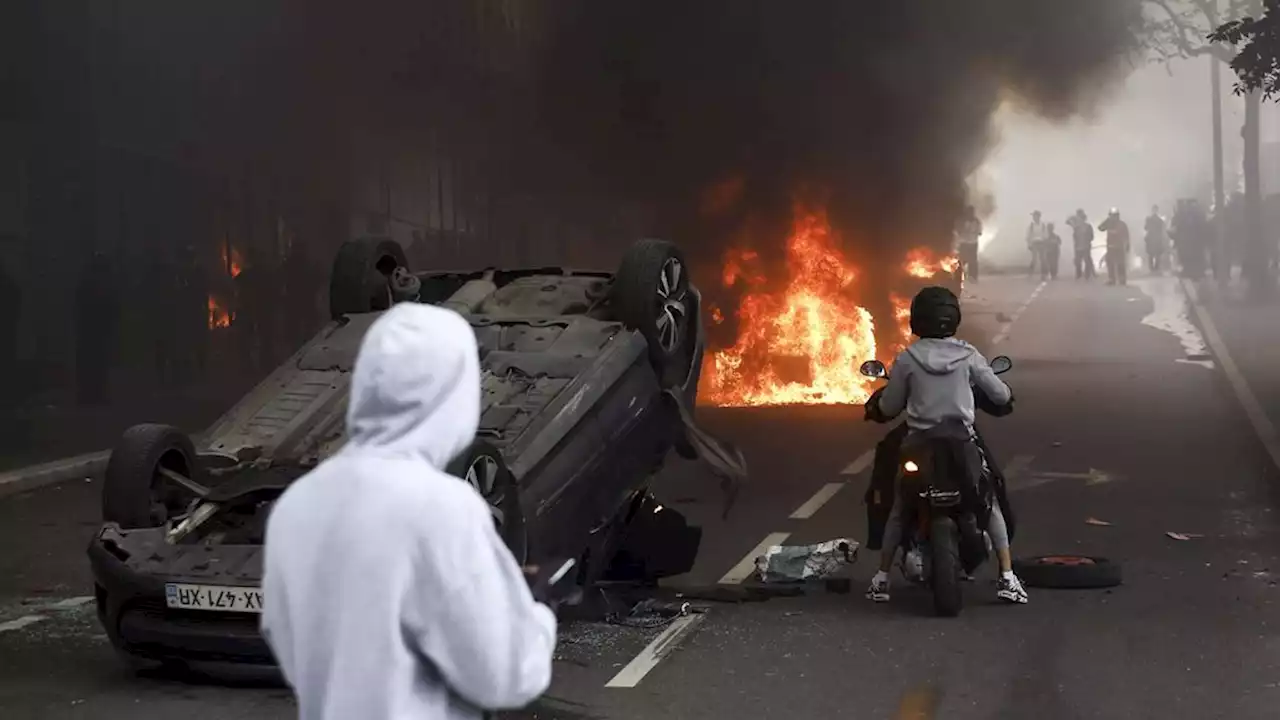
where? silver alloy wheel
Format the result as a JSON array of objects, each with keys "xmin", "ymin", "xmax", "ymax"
[
  {"xmin": 464, "ymin": 454, "xmax": 505, "ymax": 526},
  {"xmin": 655, "ymin": 256, "xmax": 688, "ymax": 354}
]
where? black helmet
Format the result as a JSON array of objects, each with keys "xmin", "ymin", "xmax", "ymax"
[{"xmin": 909, "ymin": 286, "xmax": 962, "ymax": 339}]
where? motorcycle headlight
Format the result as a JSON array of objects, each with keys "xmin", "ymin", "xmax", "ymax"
[{"xmin": 903, "ymin": 460, "xmax": 919, "ymax": 473}]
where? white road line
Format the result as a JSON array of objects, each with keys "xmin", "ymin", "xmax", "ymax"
[
  {"xmin": 789, "ymin": 482, "xmax": 845, "ymax": 520},
  {"xmin": 1182, "ymin": 280, "xmax": 1280, "ymax": 470},
  {"xmin": 991, "ymin": 280, "xmax": 1047, "ymax": 346},
  {"xmin": 0, "ymin": 616, "xmax": 46, "ymax": 634},
  {"xmin": 841, "ymin": 449, "xmax": 875, "ymax": 476},
  {"xmin": 605, "ymin": 613, "xmax": 706, "ymax": 688},
  {"xmin": 48, "ymin": 596, "xmax": 95, "ymax": 610},
  {"xmin": 718, "ymin": 532, "xmax": 791, "ymax": 585}
]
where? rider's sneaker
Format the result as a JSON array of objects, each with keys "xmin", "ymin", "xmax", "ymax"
[
  {"xmin": 865, "ymin": 574, "xmax": 891, "ymax": 603},
  {"xmin": 996, "ymin": 573, "xmax": 1029, "ymax": 604}
]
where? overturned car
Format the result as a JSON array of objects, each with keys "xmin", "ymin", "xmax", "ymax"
[{"xmin": 89, "ymin": 237, "xmax": 745, "ymax": 668}]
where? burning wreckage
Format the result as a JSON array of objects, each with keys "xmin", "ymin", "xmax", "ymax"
[{"xmin": 88, "ymin": 237, "xmax": 746, "ymax": 668}]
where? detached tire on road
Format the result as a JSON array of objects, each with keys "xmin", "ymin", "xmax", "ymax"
[
  {"xmin": 1013, "ymin": 555, "xmax": 1123, "ymax": 589},
  {"xmin": 447, "ymin": 440, "xmax": 528, "ymax": 564},
  {"xmin": 103, "ymin": 424, "xmax": 199, "ymax": 529},
  {"xmin": 329, "ymin": 237, "xmax": 409, "ymax": 319},
  {"xmin": 612, "ymin": 239, "xmax": 694, "ymax": 384}
]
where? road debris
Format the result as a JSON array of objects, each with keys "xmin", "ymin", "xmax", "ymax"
[
  {"xmin": 754, "ymin": 538, "xmax": 858, "ymax": 583},
  {"xmin": 1166, "ymin": 532, "xmax": 1204, "ymax": 541},
  {"xmin": 1085, "ymin": 517, "xmax": 1113, "ymax": 527}
]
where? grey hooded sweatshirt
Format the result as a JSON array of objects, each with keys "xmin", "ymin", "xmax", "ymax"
[
  {"xmin": 262, "ymin": 303, "xmax": 556, "ymax": 720},
  {"xmin": 876, "ymin": 337, "xmax": 1011, "ymax": 431}
]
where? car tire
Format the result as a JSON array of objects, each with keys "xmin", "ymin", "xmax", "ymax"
[
  {"xmin": 328, "ymin": 237, "xmax": 410, "ymax": 319},
  {"xmin": 1013, "ymin": 555, "xmax": 1123, "ymax": 589},
  {"xmin": 103, "ymin": 424, "xmax": 200, "ymax": 529},
  {"xmin": 447, "ymin": 441, "xmax": 528, "ymax": 564},
  {"xmin": 612, "ymin": 239, "xmax": 695, "ymax": 383}
]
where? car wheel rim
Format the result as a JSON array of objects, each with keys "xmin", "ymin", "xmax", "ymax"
[
  {"xmin": 655, "ymin": 257, "xmax": 688, "ymax": 354},
  {"xmin": 465, "ymin": 455, "xmax": 505, "ymax": 527}
]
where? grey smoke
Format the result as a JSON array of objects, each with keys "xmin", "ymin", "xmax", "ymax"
[{"xmin": 530, "ymin": 0, "xmax": 1145, "ymax": 277}]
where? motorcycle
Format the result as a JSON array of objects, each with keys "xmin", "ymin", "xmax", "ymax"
[{"xmin": 858, "ymin": 355, "xmax": 1013, "ymax": 617}]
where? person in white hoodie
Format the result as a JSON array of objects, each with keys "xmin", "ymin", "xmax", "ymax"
[
  {"xmin": 863, "ymin": 286, "xmax": 1028, "ymax": 606},
  {"xmin": 261, "ymin": 302, "xmax": 557, "ymax": 720}
]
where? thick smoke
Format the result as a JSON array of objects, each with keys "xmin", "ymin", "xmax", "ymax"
[{"xmin": 529, "ymin": 0, "xmax": 1144, "ymax": 280}]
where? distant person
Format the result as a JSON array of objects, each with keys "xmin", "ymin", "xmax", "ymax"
[
  {"xmin": 262, "ymin": 303, "xmax": 557, "ymax": 720},
  {"xmin": 1098, "ymin": 209, "xmax": 1131, "ymax": 286},
  {"xmin": 1171, "ymin": 199, "xmax": 1208, "ymax": 280},
  {"xmin": 1066, "ymin": 210, "xmax": 1096, "ymax": 281},
  {"xmin": 1044, "ymin": 223, "xmax": 1062, "ymax": 280},
  {"xmin": 1144, "ymin": 205, "xmax": 1168, "ymax": 273},
  {"xmin": 1025, "ymin": 211, "xmax": 1048, "ymax": 277},
  {"xmin": 955, "ymin": 205, "xmax": 982, "ymax": 283},
  {"xmin": 74, "ymin": 250, "xmax": 121, "ymax": 405}
]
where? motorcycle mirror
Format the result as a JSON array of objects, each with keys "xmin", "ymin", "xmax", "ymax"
[
  {"xmin": 990, "ymin": 356, "xmax": 1013, "ymax": 375},
  {"xmin": 859, "ymin": 360, "xmax": 887, "ymax": 379}
]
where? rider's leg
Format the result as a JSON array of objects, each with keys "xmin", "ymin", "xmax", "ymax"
[
  {"xmin": 866, "ymin": 499, "xmax": 903, "ymax": 602},
  {"xmin": 986, "ymin": 505, "xmax": 1029, "ymax": 604}
]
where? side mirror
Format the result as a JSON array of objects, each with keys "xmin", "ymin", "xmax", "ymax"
[
  {"xmin": 859, "ymin": 360, "xmax": 887, "ymax": 379},
  {"xmin": 990, "ymin": 356, "xmax": 1013, "ymax": 375}
]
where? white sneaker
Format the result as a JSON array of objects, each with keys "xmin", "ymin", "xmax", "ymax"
[
  {"xmin": 996, "ymin": 574, "xmax": 1029, "ymax": 604},
  {"xmin": 865, "ymin": 576, "xmax": 891, "ymax": 603}
]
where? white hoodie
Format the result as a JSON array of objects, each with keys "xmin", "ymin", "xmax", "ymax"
[{"xmin": 261, "ymin": 303, "xmax": 556, "ymax": 720}]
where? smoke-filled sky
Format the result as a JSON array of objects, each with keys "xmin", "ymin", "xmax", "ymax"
[
  {"xmin": 979, "ymin": 55, "xmax": 1254, "ymax": 264},
  {"xmin": 529, "ymin": 0, "xmax": 1145, "ymax": 273}
]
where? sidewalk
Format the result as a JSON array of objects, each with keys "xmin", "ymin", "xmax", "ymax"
[{"xmin": 1187, "ymin": 277, "xmax": 1280, "ymax": 441}]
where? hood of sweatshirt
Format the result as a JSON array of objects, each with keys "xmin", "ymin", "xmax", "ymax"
[
  {"xmin": 905, "ymin": 337, "xmax": 976, "ymax": 376},
  {"xmin": 344, "ymin": 302, "xmax": 480, "ymax": 469}
]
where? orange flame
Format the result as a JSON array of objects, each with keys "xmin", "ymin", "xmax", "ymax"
[
  {"xmin": 221, "ymin": 244, "xmax": 243, "ymax": 278},
  {"xmin": 904, "ymin": 248, "xmax": 960, "ymax": 279},
  {"xmin": 699, "ymin": 207, "xmax": 880, "ymax": 407},
  {"xmin": 207, "ymin": 295, "xmax": 233, "ymax": 329}
]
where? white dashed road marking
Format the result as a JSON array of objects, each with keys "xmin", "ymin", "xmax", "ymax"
[
  {"xmin": 991, "ymin": 280, "xmax": 1047, "ymax": 345},
  {"xmin": 841, "ymin": 449, "xmax": 875, "ymax": 476},
  {"xmin": 604, "ymin": 613, "xmax": 706, "ymax": 688},
  {"xmin": 0, "ymin": 616, "xmax": 45, "ymax": 634},
  {"xmin": 789, "ymin": 482, "xmax": 845, "ymax": 520},
  {"xmin": 718, "ymin": 532, "xmax": 791, "ymax": 585},
  {"xmin": 1182, "ymin": 280, "xmax": 1280, "ymax": 471},
  {"xmin": 47, "ymin": 596, "xmax": 95, "ymax": 610},
  {"xmin": 0, "ymin": 596, "xmax": 96, "ymax": 635}
]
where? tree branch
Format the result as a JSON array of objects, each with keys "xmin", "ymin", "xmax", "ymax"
[{"xmin": 1148, "ymin": 0, "xmax": 1236, "ymax": 61}]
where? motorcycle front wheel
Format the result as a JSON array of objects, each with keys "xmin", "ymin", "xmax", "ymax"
[{"xmin": 930, "ymin": 517, "xmax": 964, "ymax": 617}]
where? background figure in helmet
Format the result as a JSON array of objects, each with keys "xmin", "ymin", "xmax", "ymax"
[
  {"xmin": 1067, "ymin": 209, "xmax": 1097, "ymax": 280},
  {"xmin": 955, "ymin": 205, "xmax": 982, "ymax": 283},
  {"xmin": 1144, "ymin": 205, "xmax": 1168, "ymax": 273},
  {"xmin": 1025, "ymin": 211, "xmax": 1048, "ymax": 277},
  {"xmin": 1098, "ymin": 208, "xmax": 1130, "ymax": 286},
  {"xmin": 863, "ymin": 286, "xmax": 1028, "ymax": 606}
]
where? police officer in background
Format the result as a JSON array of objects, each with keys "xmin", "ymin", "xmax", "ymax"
[
  {"xmin": 1066, "ymin": 209, "xmax": 1096, "ymax": 280},
  {"xmin": 1098, "ymin": 208, "xmax": 1131, "ymax": 286},
  {"xmin": 955, "ymin": 205, "xmax": 983, "ymax": 283}
]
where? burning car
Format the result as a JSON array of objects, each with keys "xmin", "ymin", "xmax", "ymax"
[{"xmin": 88, "ymin": 237, "xmax": 743, "ymax": 669}]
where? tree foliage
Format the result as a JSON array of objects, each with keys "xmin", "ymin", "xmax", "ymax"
[{"xmin": 1209, "ymin": 0, "xmax": 1280, "ymax": 96}]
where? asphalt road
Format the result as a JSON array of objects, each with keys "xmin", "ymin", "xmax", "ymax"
[{"xmin": 4, "ymin": 271, "xmax": 1280, "ymax": 719}]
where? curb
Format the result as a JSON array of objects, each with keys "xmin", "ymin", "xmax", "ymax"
[
  {"xmin": 0, "ymin": 450, "xmax": 110, "ymax": 500},
  {"xmin": 1179, "ymin": 277, "xmax": 1280, "ymax": 472}
]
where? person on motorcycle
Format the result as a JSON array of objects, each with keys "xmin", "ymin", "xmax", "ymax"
[{"xmin": 863, "ymin": 286, "xmax": 1029, "ymax": 606}]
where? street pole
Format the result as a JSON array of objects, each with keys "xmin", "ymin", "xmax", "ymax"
[{"xmin": 1212, "ymin": 54, "xmax": 1225, "ymax": 223}]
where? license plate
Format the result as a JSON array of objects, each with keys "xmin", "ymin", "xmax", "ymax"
[{"xmin": 165, "ymin": 583, "xmax": 263, "ymax": 614}]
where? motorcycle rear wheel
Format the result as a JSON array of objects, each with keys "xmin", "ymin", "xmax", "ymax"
[{"xmin": 930, "ymin": 517, "xmax": 964, "ymax": 617}]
